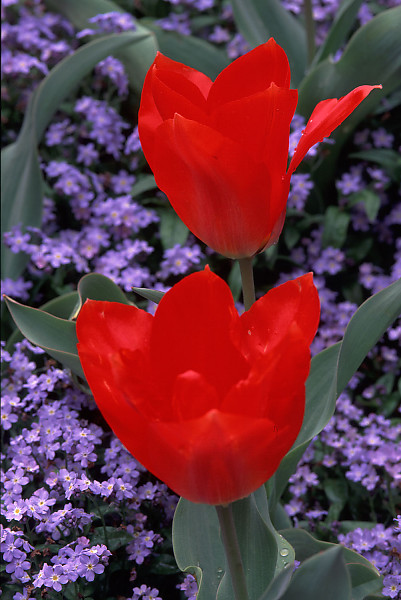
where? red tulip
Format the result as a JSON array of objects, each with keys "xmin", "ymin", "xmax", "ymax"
[
  {"xmin": 138, "ymin": 38, "xmax": 381, "ymax": 259},
  {"xmin": 76, "ymin": 268, "xmax": 320, "ymax": 505}
]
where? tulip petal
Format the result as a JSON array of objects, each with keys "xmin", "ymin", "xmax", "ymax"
[
  {"xmin": 150, "ymin": 268, "xmax": 249, "ymax": 399},
  {"xmin": 138, "ymin": 52, "xmax": 211, "ymax": 166},
  {"xmin": 211, "ymin": 84, "xmax": 297, "ymax": 227},
  {"xmin": 150, "ymin": 410, "xmax": 286, "ymax": 504},
  {"xmin": 207, "ymin": 38, "xmax": 291, "ymax": 110},
  {"xmin": 240, "ymin": 273, "xmax": 320, "ymax": 360},
  {"xmin": 151, "ymin": 114, "xmax": 273, "ymax": 258},
  {"xmin": 288, "ymin": 84, "xmax": 382, "ymax": 176}
]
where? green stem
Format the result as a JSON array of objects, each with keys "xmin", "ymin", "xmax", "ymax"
[
  {"xmin": 215, "ymin": 504, "xmax": 250, "ymax": 600},
  {"xmin": 238, "ymin": 257, "xmax": 256, "ymax": 311},
  {"xmin": 304, "ymin": 0, "xmax": 316, "ymax": 65}
]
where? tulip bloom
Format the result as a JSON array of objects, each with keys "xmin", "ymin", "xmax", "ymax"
[
  {"xmin": 76, "ymin": 268, "xmax": 320, "ymax": 505},
  {"xmin": 138, "ymin": 38, "xmax": 380, "ymax": 259}
]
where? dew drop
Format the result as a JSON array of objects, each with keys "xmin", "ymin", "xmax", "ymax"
[{"xmin": 280, "ymin": 548, "xmax": 289, "ymax": 557}]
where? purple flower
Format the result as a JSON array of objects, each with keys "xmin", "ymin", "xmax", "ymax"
[
  {"xmin": 42, "ymin": 563, "xmax": 69, "ymax": 591},
  {"xmin": 371, "ymin": 127, "xmax": 394, "ymax": 149},
  {"xmin": 78, "ymin": 554, "xmax": 104, "ymax": 582},
  {"xmin": 382, "ymin": 574, "xmax": 401, "ymax": 598},
  {"xmin": 336, "ymin": 167, "xmax": 363, "ymax": 195}
]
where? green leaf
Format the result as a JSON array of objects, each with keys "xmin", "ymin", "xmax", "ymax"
[
  {"xmin": 4, "ymin": 274, "xmax": 134, "ymax": 376},
  {"xmin": 141, "ymin": 20, "xmax": 229, "ymax": 80},
  {"xmin": 173, "ymin": 490, "xmax": 290, "ymax": 600},
  {"xmin": 321, "ymin": 206, "xmax": 350, "ymax": 248},
  {"xmin": 70, "ymin": 272, "xmax": 133, "ymax": 319},
  {"xmin": 230, "ymin": 0, "xmax": 307, "ymax": 86},
  {"xmin": 349, "ymin": 148, "xmax": 401, "ymax": 182},
  {"xmin": 4, "ymin": 296, "xmax": 83, "ymax": 377},
  {"xmin": 1, "ymin": 31, "xmax": 146, "ymax": 280},
  {"xmin": 157, "ymin": 207, "xmax": 190, "ymax": 249},
  {"xmin": 280, "ymin": 529, "xmax": 381, "ymax": 598},
  {"xmin": 336, "ymin": 277, "xmax": 401, "ymax": 395},
  {"xmin": 44, "ymin": 0, "xmax": 158, "ymax": 94},
  {"xmin": 131, "ymin": 174, "xmax": 157, "ymax": 197},
  {"xmin": 173, "ymin": 500, "xmax": 225, "ymax": 600},
  {"xmin": 132, "ymin": 287, "xmax": 165, "ymax": 304},
  {"xmin": 280, "ymin": 546, "xmax": 351, "ymax": 600},
  {"xmin": 348, "ymin": 189, "xmax": 381, "ymax": 222},
  {"xmin": 257, "ymin": 564, "xmax": 294, "ymax": 600},
  {"xmin": 313, "ymin": 0, "xmax": 363, "ymax": 64}
]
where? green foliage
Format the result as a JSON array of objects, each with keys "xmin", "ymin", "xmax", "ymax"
[
  {"xmin": 4, "ymin": 273, "xmax": 133, "ymax": 377},
  {"xmin": 230, "ymin": 0, "xmax": 307, "ymax": 86}
]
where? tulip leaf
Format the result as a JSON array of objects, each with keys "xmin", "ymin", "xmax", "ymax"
[
  {"xmin": 4, "ymin": 274, "xmax": 134, "ymax": 376},
  {"xmin": 4, "ymin": 296, "xmax": 83, "ymax": 378},
  {"xmin": 173, "ymin": 499, "xmax": 224, "ymax": 600},
  {"xmin": 40, "ymin": 292, "xmax": 80, "ymax": 319},
  {"xmin": 280, "ymin": 528, "xmax": 381, "ymax": 598},
  {"xmin": 279, "ymin": 546, "xmax": 351, "ymax": 600},
  {"xmin": 132, "ymin": 287, "xmax": 165, "ymax": 304},
  {"xmin": 44, "ymin": 0, "xmax": 158, "ymax": 94},
  {"xmin": 298, "ymin": 7, "xmax": 401, "ymax": 117},
  {"xmin": 230, "ymin": 0, "xmax": 307, "ymax": 86},
  {"xmin": 312, "ymin": 0, "xmax": 364, "ymax": 65},
  {"xmin": 141, "ymin": 20, "xmax": 229, "ymax": 80},
  {"xmin": 173, "ymin": 490, "xmax": 291, "ymax": 600},
  {"xmin": 70, "ymin": 272, "xmax": 133, "ymax": 319},
  {"xmin": 256, "ymin": 564, "xmax": 293, "ymax": 600},
  {"xmin": 1, "ymin": 31, "xmax": 147, "ymax": 281},
  {"xmin": 336, "ymin": 276, "xmax": 401, "ymax": 395},
  {"xmin": 270, "ymin": 276, "xmax": 401, "ymax": 505}
]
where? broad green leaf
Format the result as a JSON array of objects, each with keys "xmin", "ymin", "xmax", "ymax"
[
  {"xmin": 257, "ymin": 564, "xmax": 293, "ymax": 600},
  {"xmin": 131, "ymin": 175, "xmax": 157, "ymax": 197},
  {"xmin": 230, "ymin": 0, "xmax": 307, "ymax": 86},
  {"xmin": 348, "ymin": 189, "xmax": 381, "ymax": 223},
  {"xmin": 70, "ymin": 272, "xmax": 133, "ymax": 319},
  {"xmin": 141, "ymin": 20, "xmax": 229, "ymax": 79},
  {"xmin": 4, "ymin": 274, "xmax": 134, "ymax": 376},
  {"xmin": 40, "ymin": 292, "xmax": 79, "ymax": 319},
  {"xmin": 4, "ymin": 296, "xmax": 83, "ymax": 377},
  {"xmin": 157, "ymin": 207, "xmax": 190, "ymax": 249},
  {"xmin": 173, "ymin": 500, "xmax": 225, "ymax": 600},
  {"xmin": 336, "ymin": 277, "xmax": 401, "ymax": 395},
  {"xmin": 298, "ymin": 7, "xmax": 401, "ymax": 117},
  {"xmin": 313, "ymin": 0, "xmax": 363, "ymax": 64},
  {"xmin": 132, "ymin": 287, "xmax": 165, "ymax": 304},
  {"xmin": 1, "ymin": 31, "xmax": 146, "ymax": 280},
  {"xmin": 44, "ymin": 0, "xmax": 158, "ymax": 94},
  {"xmin": 321, "ymin": 206, "xmax": 350, "ymax": 248},
  {"xmin": 270, "ymin": 276, "xmax": 401, "ymax": 504},
  {"xmin": 348, "ymin": 564, "xmax": 384, "ymax": 600},
  {"xmin": 173, "ymin": 490, "xmax": 288, "ymax": 600},
  {"xmin": 280, "ymin": 528, "xmax": 381, "ymax": 597},
  {"xmin": 279, "ymin": 546, "xmax": 351, "ymax": 600}
]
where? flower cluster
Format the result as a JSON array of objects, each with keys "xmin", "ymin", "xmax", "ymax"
[{"xmin": 1, "ymin": 340, "xmax": 176, "ymax": 599}]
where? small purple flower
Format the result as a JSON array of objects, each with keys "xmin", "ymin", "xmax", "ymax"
[{"xmin": 78, "ymin": 554, "xmax": 104, "ymax": 582}]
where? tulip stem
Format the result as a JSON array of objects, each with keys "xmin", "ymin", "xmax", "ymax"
[
  {"xmin": 304, "ymin": 0, "xmax": 316, "ymax": 65},
  {"xmin": 216, "ymin": 504, "xmax": 250, "ymax": 600},
  {"xmin": 238, "ymin": 257, "xmax": 256, "ymax": 311}
]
